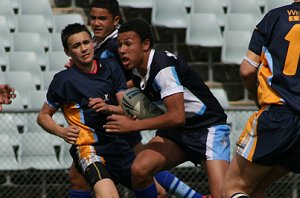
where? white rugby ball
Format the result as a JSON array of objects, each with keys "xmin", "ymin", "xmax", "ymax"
[{"xmin": 122, "ymin": 87, "xmax": 164, "ymax": 119}]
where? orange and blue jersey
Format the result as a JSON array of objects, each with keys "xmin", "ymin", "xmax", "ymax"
[
  {"xmin": 46, "ymin": 58, "xmax": 127, "ymax": 146},
  {"xmin": 249, "ymin": 2, "xmax": 300, "ymax": 111}
]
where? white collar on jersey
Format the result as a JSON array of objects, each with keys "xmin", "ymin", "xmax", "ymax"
[
  {"xmin": 93, "ymin": 25, "xmax": 120, "ymax": 50},
  {"xmin": 133, "ymin": 49, "xmax": 155, "ymax": 90}
]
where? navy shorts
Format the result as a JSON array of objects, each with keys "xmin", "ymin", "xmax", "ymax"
[
  {"xmin": 236, "ymin": 105, "xmax": 300, "ymax": 173},
  {"xmin": 119, "ymin": 131, "xmax": 142, "ymax": 148},
  {"xmin": 70, "ymin": 138, "xmax": 136, "ymax": 189},
  {"xmin": 156, "ymin": 124, "xmax": 231, "ymax": 165}
]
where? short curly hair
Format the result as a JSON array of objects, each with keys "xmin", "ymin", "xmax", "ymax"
[{"xmin": 118, "ymin": 19, "xmax": 154, "ymax": 48}]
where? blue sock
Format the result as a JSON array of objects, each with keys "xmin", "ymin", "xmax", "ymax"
[
  {"xmin": 134, "ymin": 182, "xmax": 158, "ymax": 198},
  {"xmin": 69, "ymin": 189, "xmax": 91, "ymax": 198},
  {"xmin": 154, "ymin": 171, "xmax": 203, "ymax": 198}
]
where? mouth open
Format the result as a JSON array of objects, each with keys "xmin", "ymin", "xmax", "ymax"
[{"xmin": 121, "ymin": 57, "xmax": 130, "ymax": 66}]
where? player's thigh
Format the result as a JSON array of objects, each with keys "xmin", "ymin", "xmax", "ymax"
[
  {"xmin": 133, "ymin": 136, "xmax": 187, "ymax": 172},
  {"xmin": 69, "ymin": 161, "xmax": 89, "ymax": 190},
  {"xmin": 223, "ymin": 154, "xmax": 274, "ymax": 195},
  {"xmin": 93, "ymin": 178, "xmax": 119, "ymax": 198}
]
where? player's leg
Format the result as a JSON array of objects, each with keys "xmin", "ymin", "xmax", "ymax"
[
  {"xmin": 202, "ymin": 159, "xmax": 229, "ymax": 198},
  {"xmin": 251, "ymin": 165, "xmax": 288, "ymax": 198},
  {"xmin": 202, "ymin": 124, "xmax": 231, "ymax": 198},
  {"xmin": 131, "ymin": 136, "xmax": 187, "ymax": 197},
  {"xmin": 221, "ymin": 154, "xmax": 274, "ymax": 198},
  {"xmin": 154, "ymin": 170, "xmax": 204, "ymax": 198},
  {"xmin": 85, "ymin": 162, "xmax": 119, "ymax": 198},
  {"xmin": 133, "ymin": 141, "xmax": 203, "ymax": 198},
  {"xmin": 69, "ymin": 162, "xmax": 92, "ymax": 198}
]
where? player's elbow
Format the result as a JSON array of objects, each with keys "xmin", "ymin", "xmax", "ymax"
[
  {"xmin": 36, "ymin": 113, "xmax": 42, "ymax": 127},
  {"xmin": 172, "ymin": 114, "xmax": 185, "ymax": 127},
  {"xmin": 239, "ymin": 60, "xmax": 257, "ymax": 79}
]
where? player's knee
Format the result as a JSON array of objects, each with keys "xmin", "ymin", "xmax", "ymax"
[{"xmin": 131, "ymin": 162, "xmax": 153, "ymax": 183}]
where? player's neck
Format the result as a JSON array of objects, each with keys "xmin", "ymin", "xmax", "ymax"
[
  {"xmin": 139, "ymin": 51, "xmax": 151, "ymax": 76},
  {"xmin": 75, "ymin": 60, "xmax": 95, "ymax": 73}
]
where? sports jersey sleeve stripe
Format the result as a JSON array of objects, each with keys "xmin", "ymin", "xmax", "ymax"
[{"xmin": 155, "ymin": 66, "xmax": 184, "ymax": 99}]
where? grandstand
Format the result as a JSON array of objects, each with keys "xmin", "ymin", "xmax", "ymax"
[{"xmin": 0, "ymin": 0, "xmax": 298, "ymax": 197}]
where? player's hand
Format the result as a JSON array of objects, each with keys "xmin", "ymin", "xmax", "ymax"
[
  {"xmin": 104, "ymin": 114, "xmax": 137, "ymax": 133},
  {"xmin": 60, "ymin": 125, "xmax": 80, "ymax": 144},
  {"xmin": 64, "ymin": 58, "xmax": 73, "ymax": 68},
  {"xmin": 88, "ymin": 97, "xmax": 111, "ymax": 113},
  {"xmin": 0, "ymin": 84, "xmax": 16, "ymax": 112}
]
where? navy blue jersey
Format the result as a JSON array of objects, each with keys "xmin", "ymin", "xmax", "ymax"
[
  {"xmin": 46, "ymin": 58, "xmax": 127, "ymax": 147},
  {"xmin": 132, "ymin": 50, "xmax": 227, "ymax": 131},
  {"xmin": 249, "ymin": 2, "xmax": 300, "ymax": 111}
]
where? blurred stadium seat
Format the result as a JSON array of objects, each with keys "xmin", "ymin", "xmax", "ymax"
[
  {"xmin": 12, "ymin": 32, "xmax": 47, "ymax": 68},
  {"xmin": 185, "ymin": 13, "xmax": 223, "ymax": 83},
  {"xmin": 190, "ymin": 0, "xmax": 225, "ymax": 27},
  {"xmin": 47, "ymin": 51, "xmax": 69, "ymax": 71},
  {"xmin": 0, "ymin": 0, "xmax": 17, "ymax": 31},
  {"xmin": 19, "ymin": 0, "xmax": 53, "ymax": 30},
  {"xmin": 0, "ymin": 16, "xmax": 13, "ymax": 51},
  {"xmin": 52, "ymin": 14, "xmax": 85, "ymax": 33},
  {"xmin": 16, "ymin": 14, "xmax": 50, "ymax": 50},
  {"xmin": 151, "ymin": 0, "xmax": 187, "ymax": 55},
  {"xmin": 8, "ymin": 51, "xmax": 42, "ymax": 88}
]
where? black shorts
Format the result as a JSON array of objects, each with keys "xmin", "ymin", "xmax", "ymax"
[
  {"xmin": 70, "ymin": 138, "xmax": 136, "ymax": 189},
  {"xmin": 236, "ymin": 105, "xmax": 300, "ymax": 173}
]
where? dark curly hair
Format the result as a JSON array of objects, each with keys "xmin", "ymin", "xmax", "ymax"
[{"xmin": 118, "ymin": 19, "xmax": 154, "ymax": 48}]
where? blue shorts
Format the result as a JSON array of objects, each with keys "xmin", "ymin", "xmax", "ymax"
[
  {"xmin": 156, "ymin": 124, "xmax": 231, "ymax": 165},
  {"xmin": 70, "ymin": 138, "xmax": 135, "ymax": 189},
  {"xmin": 236, "ymin": 105, "xmax": 300, "ymax": 173}
]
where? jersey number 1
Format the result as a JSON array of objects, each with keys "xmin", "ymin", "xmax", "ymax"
[{"xmin": 284, "ymin": 24, "xmax": 300, "ymax": 75}]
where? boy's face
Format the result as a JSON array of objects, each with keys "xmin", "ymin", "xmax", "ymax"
[
  {"xmin": 117, "ymin": 31, "xmax": 150, "ymax": 70},
  {"xmin": 90, "ymin": 7, "xmax": 119, "ymax": 41},
  {"xmin": 65, "ymin": 31, "xmax": 94, "ymax": 66}
]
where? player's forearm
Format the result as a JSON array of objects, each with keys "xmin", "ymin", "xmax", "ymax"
[
  {"xmin": 37, "ymin": 113, "xmax": 65, "ymax": 138},
  {"xmin": 134, "ymin": 112, "xmax": 185, "ymax": 131}
]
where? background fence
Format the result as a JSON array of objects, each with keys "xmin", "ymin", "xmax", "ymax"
[{"xmin": 0, "ymin": 108, "xmax": 299, "ymax": 198}]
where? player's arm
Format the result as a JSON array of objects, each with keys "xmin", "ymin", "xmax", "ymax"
[
  {"xmin": 37, "ymin": 103, "xmax": 79, "ymax": 144},
  {"xmin": 104, "ymin": 92, "xmax": 185, "ymax": 133},
  {"xmin": 240, "ymin": 50, "xmax": 260, "ymax": 106}
]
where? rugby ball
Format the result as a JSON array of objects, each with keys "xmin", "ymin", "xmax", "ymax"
[{"xmin": 122, "ymin": 87, "xmax": 164, "ymax": 119}]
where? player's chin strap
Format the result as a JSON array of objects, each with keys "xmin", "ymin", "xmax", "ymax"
[{"xmin": 231, "ymin": 192, "xmax": 250, "ymax": 198}]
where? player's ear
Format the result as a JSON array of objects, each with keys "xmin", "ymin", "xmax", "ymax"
[
  {"xmin": 143, "ymin": 39, "xmax": 151, "ymax": 51},
  {"xmin": 64, "ymin": 48, "xmax": 70, "ymax": 57},
  {"xmin": 113, "ymin": 15, "xmax": 120, "ymax": 27}
]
